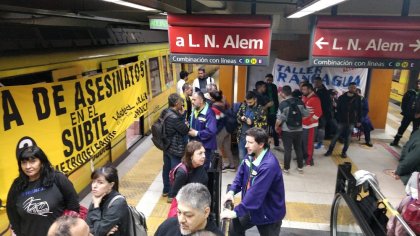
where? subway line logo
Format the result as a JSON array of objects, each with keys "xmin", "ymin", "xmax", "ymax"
[{"xmin": 238, "ymin": 58, "xmax": 264, "ymax": 65}]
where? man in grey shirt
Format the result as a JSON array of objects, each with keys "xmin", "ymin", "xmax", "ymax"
[{"xmin": 275, "ymin": 85, "xmax": 309, "ymax": 174}]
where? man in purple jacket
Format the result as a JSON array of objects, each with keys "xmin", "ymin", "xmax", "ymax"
[
  {"xmin": 189, "ymin": 91, "xmax": 217, "ymax": 170},
  {"xmin": 220, "ymin": 127, "xmax": 286, "ymax": 236}
]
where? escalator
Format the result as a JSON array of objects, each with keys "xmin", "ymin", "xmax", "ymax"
[{"xmin": 331, "ymin": 163, "xmax": 417, "ymax": 236}]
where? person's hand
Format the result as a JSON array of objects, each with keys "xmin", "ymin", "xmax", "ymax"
[
  {"xmin": 92, "ymin": 194, "xmax": 105, "ymax": 208},
  {"xmin": 188, "ymin": 129, "xmax": 198, "ymax": 137},
  {"xmin": 241, "ymin": 116, "xmax": 246, "ymax": 122},
  {"xmin": 222, "ymin": 191, "xmax": 234, "ymax": 204},
  {"xmin": 220, "ymin": 209, "xmax": 237, "ymax": 219},
  {"xmin": 246, "ymin": 118, "xmax": 252, "ymax": 125},
  {"xmin": 391, "ymin": 170, "xmax": 400, "ymax": 180},
  {"xmin": 106, "ymin": 225, "xmax": 118, "ymax": 235}
]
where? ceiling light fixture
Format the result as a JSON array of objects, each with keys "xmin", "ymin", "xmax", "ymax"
[
  {"xmin": 102, "ymin": 0, "xmax": 157, "ymax": 11},
  {"xmin": 287, "ymin": 0, "xmax": 348, "ymax": 18}
]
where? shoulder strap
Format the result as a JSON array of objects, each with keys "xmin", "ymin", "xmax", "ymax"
[{"xmin": 108, "ymin": 195, "xmax": 125, "ymax": 208}]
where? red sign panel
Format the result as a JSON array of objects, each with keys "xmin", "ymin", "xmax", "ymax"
[
  {"xmin": 168, "ymin": 14, "xmax": 272, "ymax": 65},
  {"xmin": 310, "ymin": 16, "xmax": 420, "ymax": 68}
]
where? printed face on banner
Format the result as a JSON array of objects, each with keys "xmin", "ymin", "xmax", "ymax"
[
  {"xmin": 0, "ymin": 61, "xmax": 149, "ymax": 201},
  {"xmin": 271, "ymin": 59, "xmax": 368, "ymax": 96}
]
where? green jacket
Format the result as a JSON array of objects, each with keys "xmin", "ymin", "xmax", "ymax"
[
  {"xmin": 236, "ymin": 103, "xmax": 266, "ymax": 140},
  {"xmin": 396, "ymin": 129, "xmax": 420, "ymax": 185}
]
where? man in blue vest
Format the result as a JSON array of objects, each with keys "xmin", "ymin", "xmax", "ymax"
[
  {"xmin": 221, "ymin": 127, "xmax": 286, "ymax": 236},
  {"xmin": 189, "ymin": 91, "xmax": 217, "ymax": 169}
]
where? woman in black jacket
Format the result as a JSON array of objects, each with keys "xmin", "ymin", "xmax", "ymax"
[
  {"xmin": 168, "ymin": 141, "xmax": 208, "ymax": 206},
  {"xmin": 7, "ymin": 137, "xmax": 80, "ymax": 236},
  {"xmin": 86, "ymin": 166, "xmax": 129, "ymax": 236}
]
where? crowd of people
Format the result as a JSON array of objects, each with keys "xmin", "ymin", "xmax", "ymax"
[{"xmin": 10, "ymin": 67, "xmax": 420, "ymax": 236}]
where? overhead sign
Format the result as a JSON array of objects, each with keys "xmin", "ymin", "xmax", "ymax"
[
  {"xmin": 168, "ymin": 14, "xmax": 271, "ymax": 65},
  {"xmin": 310, "ymin": 16, "xmax": 420, "ymax": 69},
  {"xmin": 149, "ymin": 18, "xmax": 168, "ymax": 30}
]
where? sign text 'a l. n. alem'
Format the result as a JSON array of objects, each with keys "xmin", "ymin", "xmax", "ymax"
[{"xmin": 175, "ymin": 34, "xmax": 264, "ymax": 50}]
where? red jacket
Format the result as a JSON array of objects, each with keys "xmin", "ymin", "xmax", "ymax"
[{"xmin": 302, "ymin": 92, "xmax": 322, "ymax": 129}]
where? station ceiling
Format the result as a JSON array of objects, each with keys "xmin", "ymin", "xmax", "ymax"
[{"xmin": 0, "ymin": 0, "xmax": 419, "ymax": 36}]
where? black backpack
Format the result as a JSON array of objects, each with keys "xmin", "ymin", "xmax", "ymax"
[
  {"xmin": 224, "ymin": 102, "xmax": 242, "ymax": 134},
  {"xmin": 151, "ymin": 111, "xmax": 171, "ymax": 150},
  {"xmin": 281, "ymin": 98, "xmax": 302, "ymax": 130},
  {"xmin": 108, "ymin": 195, "xmax": 148, "ymax": 236}
]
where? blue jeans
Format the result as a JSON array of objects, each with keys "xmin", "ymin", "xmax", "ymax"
[
  {"xmin": 328, "ymin": 123, "xmax": 355, "ymax": 154},
  {"xmin": 162, "ymin": 152, "xmax": 181, "ymax": 194},
  {"xmin": 238, "ymin": 136, "xmax": 248, "ymax": 162},
  {"xmin": 204, "ymin": 148, "xmax": 214, "ymax": 170}
]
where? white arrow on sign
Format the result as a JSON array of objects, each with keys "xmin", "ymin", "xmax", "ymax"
[
  {"xmin": 409, "ymin": 39, "xmax": 420, "ymax": 52},
  {"xmin": 315, "ymin": 37, "xmax": 329, "ymax": 49}
]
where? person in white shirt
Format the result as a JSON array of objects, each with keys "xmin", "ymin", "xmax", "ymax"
[
  {"xmin": 177, "ymin": 71, "xmax": 189, "ymax": 94},
  {"xmin": 193, "ymin": 68, "xmax": 214, "ymax": 93}
]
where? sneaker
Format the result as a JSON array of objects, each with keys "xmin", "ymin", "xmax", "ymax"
[
  {"xmin": 162, "ymin": 193, "xmax": 168, "ymax": 197},
  {"xmin": 283, "ymin": 169, "xmax": 289, "ymax": 174},
  {"xmin": 365, "ymin": 142, "xmax": 373, "ymax": 147},
  {"xmin": 167, "ymin": 197, "xmax": 173, "ymax": 203},
  {"xmin": 314, "ymin": 143, "xmax": 324, "ymax": 149},
  {"xmin": 340, "ymin": 152, "xmax": 347, "ymax": 158},
  {"xmin": 274, "ymin": 146, "xmax": 284, "ymax": 152},
  {"xmin": 297, "ymin": 168, "xmax": 303, "ymax": 174},
  {"xmin": 324, "ymin": 150, "xmax": 332, "ymax": 156},
  {"xmin": 390, "ymin": 141, "xmax": 399, "ymax": 147},
  {"xmin": 222, "ymin": 165, "xmax": 236, "ymax": 172}
]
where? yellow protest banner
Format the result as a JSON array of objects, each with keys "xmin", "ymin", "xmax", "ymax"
[{"xmin": 0, "ymin": 61, "xmax": 148, "ymax": 201}]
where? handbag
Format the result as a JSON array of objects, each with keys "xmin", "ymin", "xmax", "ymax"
[
  {"xmin": 356, "ymin": 193, "xmax": 388, "ymax": 235},
  {"xmin": 167, "ymin": 198, "xmax": 178, "ymax": 218},
  {"xmin": 63, "ymin": 205, "xmax": 88, "ymax": 220},
  {"xmin": 402, "ymin": 173, "xmax": 420, "ymax": 234}
]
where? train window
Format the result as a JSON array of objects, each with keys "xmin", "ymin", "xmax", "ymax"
[
  {"xmin": 0, "ymin": 71, "xmax": 53, "ymax": 86},
  {"xmin": 162, "ymin": 55, "xmax": 173, "ymax": 88},
  {"xmin": 118, "ymin": 56, "xmax": 138, "ymax": 65},
  {"xmin": 149, "ymin": 57, "xmax": 162, "ymax": 97}
]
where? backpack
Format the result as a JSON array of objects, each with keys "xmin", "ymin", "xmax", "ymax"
[
  {"xmin": 151, "ymin": 111, "xmax": 171, "ymax": 150},
  {"xmin": 225, "ymin": 102, "xmax": 242, "ymax": 134},
  {"xmin": 169, "ymin": 163, "xmax": 188, "ymax": 186},
  {"xmin": 281, "ymin": 98, "xmax": 302, "ymax": 130},
  {"xmin": 109, "ymin": 195, "xmax": 148, "ymax": 236}
]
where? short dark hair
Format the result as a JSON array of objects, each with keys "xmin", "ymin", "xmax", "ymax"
[
  {"xmin": 209, "ymin": 90, "xmax": 223, "ymax": 102},
  {"xmin": 91, "ymin": 166, "xmax": 119, "ymax": 192},
  {"xmin": 301, "ymin": 83, "xmax": 313, "ymax": 91},
  {"xmin": 265, "ymin": 74, "xmax": 273, "ymax": 79},
  {"xmin": 314, "ymin": 76, "xmax": 322, "ymax": 81},
  {"xmin": 49, "ymin": 216, "xmax": 79, "ymax": 236},
  {"xmin": 281, "ymin": 85, "xmax": 292, "ymax": 96},
  {"xmin": 168, "ymin": 93, "xmax": 182, "ymax": 107},
  {"xmin": 198, "ymin": 68, "xmax": 205, "ymax": 73},
  {"xmin": 194, "ymin": 91, "xmax": 205, "ymax": 101},
  {"xmin": 255, "ymin": 81, "xmax": 266, "ymax": 89},
  {"xmin": 245, "ymin": 91, "xmax": 257, "ymax": 100},
  {"xmin": 245, "ymin": 127, "xmax": 269, "ymax": 149},
  {"xmin": 182, "ymin": 83, "xmax": 191, "ymax": 92},
  {"xmin": 180, "ymin": 71, "xmax": 189, "ymax": 79},
  {"xmin": 349, "ymin": 82, "xmax": 357, "ymax": 86}
]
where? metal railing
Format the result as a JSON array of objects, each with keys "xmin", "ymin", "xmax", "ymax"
[{"xmin": 331, "ymin": 163, "xmax": 416, "ymax": 236}]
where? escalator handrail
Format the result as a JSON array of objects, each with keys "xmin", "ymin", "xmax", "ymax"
[
  {"xmin": 365, "ymin": 178, "xmax": 417, "ymax": 236},
  {"xmin": 331, "ymin": 192, "xmax": 376, "ymax": 236}
]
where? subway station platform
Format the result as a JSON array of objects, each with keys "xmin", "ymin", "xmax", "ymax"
[{"xmin": 81, "ymin": 102, "xmax": 409, "ymax": 235}]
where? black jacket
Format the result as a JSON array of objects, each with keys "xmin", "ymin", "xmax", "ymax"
[
  {"xmin": 315, "ymin": 85, "xmax": 333, "ymax": 119},
  {"xmin": 6, "ymin": 171, "xmax": 79, "ymax": 236},
  {"xmin": 169, "ymin": 165, "xmax": 208, "ymax": 198},
  {"xmin": 154, "ymin": 217, "xmax": 224, "ymax": 236},
  {"xmin": 336, "ymin": 92, "xmax": 362, "ymax": 125},
  {"xmin": 163, "ymin": 108, "xmax": 189, "ymax": 158},
  {"xmin": 87, "ymin": 190, "xmax": 129, "ymax": 236},
  {"xmin": 396, "ymin": 129, "xmax": 420, "ymax": 185}
]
